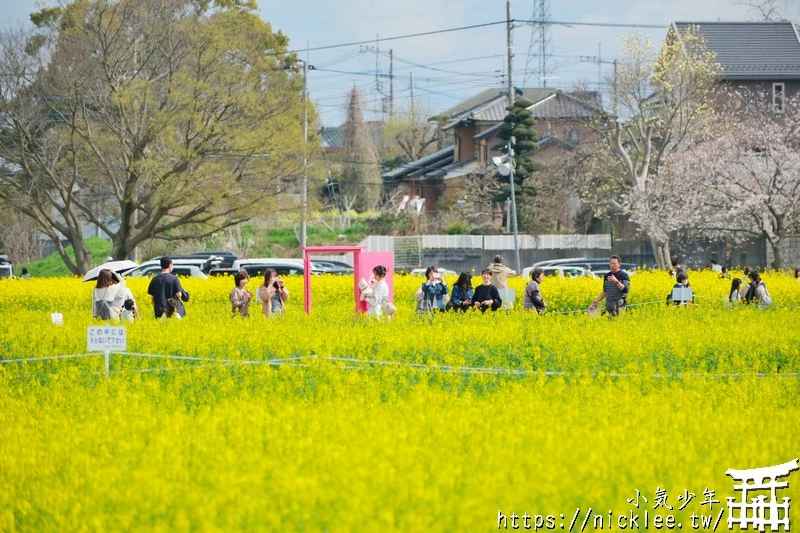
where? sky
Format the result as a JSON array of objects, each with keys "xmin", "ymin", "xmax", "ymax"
[{"xmin": 1, "ymin": 0, "xmax": 787, "ymax": 126}]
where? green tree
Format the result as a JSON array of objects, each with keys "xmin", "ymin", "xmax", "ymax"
[
  {"xmin": 340, "ymin": 87, "xmax": 381, "ymax": 213},
  {"xmin": 0, "ymin": 0, "xmax": 310, "ymax": 274},
  {"xmin": 492, "ymin": 98, "xmax": 540, "ymax": 204}
]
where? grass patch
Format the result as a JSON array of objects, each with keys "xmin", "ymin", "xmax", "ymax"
[{"xmin": 24, "ymin": 237, "xmax": 112, "ymax": 278}]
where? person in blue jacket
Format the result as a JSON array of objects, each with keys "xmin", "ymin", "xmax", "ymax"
[{"xmin": 447, "ymin": 272, "xmax": 474, "ymax": 312}]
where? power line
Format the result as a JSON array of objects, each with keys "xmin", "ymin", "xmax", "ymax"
[
  {"xmin": 283, "ymin": 21, "xmax": 508, "ymax": 55},
  {"xmin": 519, "ymin": 19, "xmax": 666, "ymax": 29},
  {"xmin": 281, "ymin": 19, "xmax": 668, "ymax": 58}
]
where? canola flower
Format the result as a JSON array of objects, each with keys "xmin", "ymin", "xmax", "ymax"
[{"xmin": 0, "ymin": 270, "xmax": 798, "ymax": 530}]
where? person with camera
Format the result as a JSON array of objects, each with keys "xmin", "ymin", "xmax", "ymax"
[
  {"xmin": 230, "ymin": 269, "xmax": 253, "ymax": 318},
  {"xmin": 258, "ymin": 268, "xmax": 289, "ymax": 318},
  {"xmin": 416, "ymin": 266, "xmax": 448, "ymax": 313}
]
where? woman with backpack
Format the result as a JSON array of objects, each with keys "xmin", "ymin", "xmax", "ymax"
[
  {"xmin": 92, "ymin": 269, "xmax": 127, "ymax": 320},
  {"xmin": 743, "ymin": 270, "xmax": 773, "ymax": 307}
]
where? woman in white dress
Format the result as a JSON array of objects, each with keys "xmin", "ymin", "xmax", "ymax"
[{"xmin": 365, "ymin": 265, "xmax": 390, "ymax": 318}]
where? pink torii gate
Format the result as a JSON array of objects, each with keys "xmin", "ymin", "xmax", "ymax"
[{"xmin": 301, "ymin": 246, "xmax": 394, "ymax": 315}]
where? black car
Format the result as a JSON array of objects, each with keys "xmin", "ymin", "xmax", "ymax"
[
  {"xmin": 209, "ymin": 263, "xmax": 305, "ymax": 278},
  {"xmin": 148, "ymin": 252, "xmax": 238, "ymax": 270}
]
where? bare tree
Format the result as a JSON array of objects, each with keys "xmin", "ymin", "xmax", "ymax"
[
  {"xmin": 738, "ymin": 0, "xmax": 798, "ymax": 21},
  {"xmin": 382, "ymin": 102, "xmax": 439, "ymax": 163},
  {"xmin": 0, "ymin": 0, "xmax": 308, "ymax": 274},
  {"xmin": 579, "ymin": 27, "xmax": 722, "ymax": 269},
  {"xmin": 0, "ymin": 207, "xmax": 45, "ymax": 265}
]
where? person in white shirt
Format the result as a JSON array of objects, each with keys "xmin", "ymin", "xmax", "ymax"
[
  {"xmin": 92, "ymin": 269, "xmax": 127, "ymax": 320},
  {"xmin": 365, "ymin": 265, "xmax": 390, "ymax": 318}
]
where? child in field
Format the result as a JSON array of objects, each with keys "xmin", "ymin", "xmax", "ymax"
[
  {"xmin": 728, "ymin": 278, "xmax": 742, "ymax": 304},
  {"xmin": 230, "ymin": 269, "xmax": 252, "ymax": 318},
  {"xmin": 163, "ymin": 298, "xmax": 181, "ymax": 320}
]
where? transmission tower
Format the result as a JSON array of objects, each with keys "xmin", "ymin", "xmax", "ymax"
[{"xmin": 523, "ymin": 0, "xmax": 552, "ymax": 88}]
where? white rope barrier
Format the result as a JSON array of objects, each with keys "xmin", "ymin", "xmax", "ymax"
[{"xmin": 2, "ymin": 352, "xmax": 797, "ymax": 379}]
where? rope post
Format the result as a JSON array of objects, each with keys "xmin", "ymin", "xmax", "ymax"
[{"xmin": 104, "ymin": 350, "xmax": 110, "ymax": 377}]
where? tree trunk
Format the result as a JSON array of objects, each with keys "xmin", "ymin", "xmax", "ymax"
[
  {"xmin": 769, "ymin": 237, "xmax": 782, "ymax": 270},
  {"xmin": 47, "ymin": 230, "xmax": 92, "ymax": 275},
  {"xmin": 650, "ymin": 235, "xmax": 671, "ymax": 270}
]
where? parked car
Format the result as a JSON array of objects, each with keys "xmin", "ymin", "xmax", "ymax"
[
  {"xmin": 125, "ymin": 259, "xmax": 209, "ymax": 278},
  {"xmin": 181, "ymin": 251, "xmax": 238, "ymax": 268},
  {"xmin": 147, "ymin": 254, "xmax": 226, "ymax": 273},
  {"xmin": 0, "ymin": 255, "xmax": 12, "ymax": 279},
  {"xmin": 521, "ymin": 265, "xmax": 593, "ymax": 279},
  {"xmin": 410, "ymin": 267, "xmax": 458, "ymax": 277},
  {"xmin": 210, "ymin": 258, "xmax": 311, "ymax": 278},
  {"xmin": 532, "ymin": 257, "xmax": 637, "ymax": 275},
  {"xmin": 311, "ymin": 260, "xmax": 353, "ymax": 275}
]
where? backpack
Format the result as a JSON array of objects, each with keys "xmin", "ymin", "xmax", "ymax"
[
  {"xmin": 745, "ymin": 281, "xmax": 772, "ymax": 306},
  {"xmin": 93, "ymin": 298, "xmax": 112, "ymax": 320}
]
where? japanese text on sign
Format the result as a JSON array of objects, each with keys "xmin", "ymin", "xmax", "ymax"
[{"xmin": 87, "ymin": 326, "xmax": 127, "ymax": 352}]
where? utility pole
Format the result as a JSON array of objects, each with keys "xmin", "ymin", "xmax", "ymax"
[
  {"xmin": 506, "ymin": 0, "xmax": 514, "ymax": 108},
  {"xmin": 389, "ymin": 49, "xmax": 394, "ymax": 119},
  {"xmin": 300, "ymin": 53, "xmax": 309, "ymax": 249},
  {"xmin": 598, "ymin": 42, "xmax": 602, "ymax": 88},
  {"xmin": 506, "ymin": 0, "xmax": 521, "ymax": 274},
  {"xmin": 613, "ymin": 59, "xmax": 618, "ymax": 116}
]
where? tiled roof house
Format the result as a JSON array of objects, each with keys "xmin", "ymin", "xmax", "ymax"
[
  {"xmin": 672, "ymin": 21, "xmax": 800, "ymax": 111},
  {"xmin": 383, "ymin": 88, "xmax": 604, "ymax": 213}
]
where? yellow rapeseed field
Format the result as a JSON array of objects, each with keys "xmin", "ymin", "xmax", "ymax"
[{"xmin": 1, "ymin": 270, "xmax": 798, "ymax": 531}]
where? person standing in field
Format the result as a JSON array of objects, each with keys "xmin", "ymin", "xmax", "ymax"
[
  {"xmin": 92, "ymin": 269, "xmax": 126, "ymax": 320},
  {"xmin": 258, "ymin": 268, "xmax": 289, "ymax": 318},
  {"xmin": 447, "ymin": 272, "xmax": 474, "ymax": 312},
  {"xmin": 230, "ymin": 269, "xmax": 253, "ymax": 318},
  {"xmin": 416, "ymin": 266, "xmax": 448, "ymax": 313},
  {"xmin": 488, "ymin": 255, "xmax": 517, "ymax": 309},
  {"xmin": 364, "ymin": 265, "xmax": 390, "ymax": 318},
  {"xmin": 472, "ymin": 268, "xmax": 502, "ymax": 312},
  {"xmin": 523, "ymin": 268, "xmax": 547, "ymax": 314},
  {"xmin": 147, "ymin": 257, "xmax": 187, "ymax": 319},
  {"xmin": 589, "ymin": 255, "xmax": 631, "ymax": 317}
]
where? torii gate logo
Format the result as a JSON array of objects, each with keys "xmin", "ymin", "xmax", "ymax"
[{"xmin": 727, "ymin": 458, "xmax": 799, "ymax": 531}]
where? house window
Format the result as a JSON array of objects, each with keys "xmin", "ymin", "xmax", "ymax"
[{"xmin": 773, "ymin": 83, "xmax": 785, "ymax": 113}]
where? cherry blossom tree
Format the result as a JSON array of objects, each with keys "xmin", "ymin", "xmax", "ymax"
[
  {"xmin": 663, "ymin": 92, "xmax": 800, "ymax": 269},
  {"xmin": 580, "ymin": 27, "xmax": 722, "ymax": 269}
]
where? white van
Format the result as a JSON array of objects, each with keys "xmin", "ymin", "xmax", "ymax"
[
  {"xmin": 0, "ymin": 255, "xmax": 12, "ymax": 278},
  {"xmin": 521, "ymin": 265, "xmax": 592, "ymax": 279}
]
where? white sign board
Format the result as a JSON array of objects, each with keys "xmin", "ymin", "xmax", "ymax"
[{"xmin": 87, "ymin": 326, "xmax": 127, "ymax": 352}]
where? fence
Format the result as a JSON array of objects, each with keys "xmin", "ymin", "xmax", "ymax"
[
  {"xmin": 361, "ymin": 234, "xmax": 613, "ymax": 270},
  {"xmin": 361, "ymin": 234, "xmax": 611, "ymax": 252}
]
